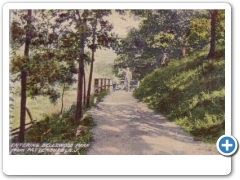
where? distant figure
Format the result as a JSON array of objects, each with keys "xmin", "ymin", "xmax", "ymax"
[
  {"xmin": 112, "ymin": 77, "xmax": 117, "ymax": 91},
  {"xmin": 125, "ymin": 67, "xmax": 132, "ymax": 92},
  {"xmin": 160, "ymin": 53, "xmax": 168, "ymax": 67},
  {"xmin": 120, "ymin": 68, "xmax": 126, "ymax": 90}
]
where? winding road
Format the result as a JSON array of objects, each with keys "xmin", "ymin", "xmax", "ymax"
[{"xmin": 87, "ymin": 91, "xmax": 218, "ymax": 155}]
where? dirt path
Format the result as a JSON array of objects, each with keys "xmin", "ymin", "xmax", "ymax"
[{"xmin": 87, "ymin": 91, "xmax": 218, "ymax": 155}]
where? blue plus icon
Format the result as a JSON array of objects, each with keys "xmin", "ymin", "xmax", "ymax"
[{"xmin": 217, "ymin": 135, "xmax": 238, "ymax": 156}]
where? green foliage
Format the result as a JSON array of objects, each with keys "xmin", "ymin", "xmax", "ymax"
[
  {"xmin": 10, "ymin": 10, "xmax": 77, "ymax": 105},
  {"xmin": 10, "ymin": 21, "xmax": 25, "ymax": 48},
  {"xmin": 96, "ymin": 89, "xmax": 108, "ymax": 103},
  {"xmin": 188, "ymin": 18, "xmax": 210, "ymax": 53},
  {"xmin": 89, "ymin": 94, "xmax": 95, "ymax": 108},
  {"xmin": 152, "ymin": 31, "xmax": 174, "ymax": 49},
  {"xmin": 114, "ymin": 10, "xmax": 213, "ymax": 79},
  {"xmin": 11, "ymin": 105, "xmax": 95, "ymax": 155},
  {"xmin": 80, "ymin": 114, "xmax": 96, "ymax": 127},
  {"xmin": 216, "ymin": 10, "xmax": 225, "ymax": 46},
  {"xmin": 133, "ymin": 48, "xmax": 225, "ymax": 143},
  {"xmin": 114, "ymin": 10, "xmax": 225, "ymax": 80}
]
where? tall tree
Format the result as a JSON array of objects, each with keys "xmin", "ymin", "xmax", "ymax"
[
  {"xmin": 10, "ymin": 10, "xmax": 75, "ymax": 141},
  {"xmin": 55, "ymin": 10, "xmax": 91, "ymax": 121},
  {"xmin": 86, "ymin": 10, "xmax": 114, "ymax": 108},
  {"xmin": 19, "ymin": 10, "xmax": 32, "ymax": 142},
  {"xmin": 56, "ymin": 9, "xmax": 94, "ymax": 121},
  {"xmin": 86, "ymin": 13, "xmax": 97, "ymax": 108},
  {"xmin": 207, "ymin": 10, "xmax": 218, "ymax": 59},
  {"xmin": 74, "ymin": 10, "xmax": 89, "ymax": 121}
]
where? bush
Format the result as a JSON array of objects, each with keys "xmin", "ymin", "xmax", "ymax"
[
  {"xmin": 96, "ymin": 89, "xmax": 108, "ymax": 103},
  {"xmin": 80, "ymin": 114, "xmax": 96, "ymax": 127}
]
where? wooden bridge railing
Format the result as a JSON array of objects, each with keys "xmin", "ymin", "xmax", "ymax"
[{"xmin": 94, "ymin": 78, "xmax": 112, "ymax": 95}]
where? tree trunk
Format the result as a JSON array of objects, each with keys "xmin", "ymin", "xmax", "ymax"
[
  {"xmin": 75, "ymin": 54, "xmax": 84, "ymax": 121},
  {"xmin": 19, "ymin": 71, "xmax": 27, "ymax": 142},
  {"xmin": 83, "ymin": 71, "xmax": 86, "ymax": 106},
  {"xmin": 180, "ymin": 29, "xmax": 190, "ymax": 59},
  {"xmin": 86, "ymin": 19, "xmax": 97, "ymax": 108},
  {"xmin": 19, "ymin": 9, "xmax": 32, "ymax": 142},
  {"xmin": 86, "ymin": 51, "xmax": 94, "ymax": 107},
  {"xmin": 207, "ymin": 10, "xmax": 218, "ymax": 59},
  {"xmin": 180, "ymin": 45, "xmax": 186, "ymax": 58},
  {"xmin": 75, "ymin": 14, "xmax": 87, "ymax": 121},
  {"xmin": 60, "ymin": 84, "xmax": 65, "ymax": 114}
]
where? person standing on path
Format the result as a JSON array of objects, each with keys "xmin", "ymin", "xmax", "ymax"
[
  {"xmin": 125, "ymin": 67, "xmax": 132, "ymax": 92},
  {"xmin": 111, "ymin": 77, "xmax": 117, "ymax": 91}
]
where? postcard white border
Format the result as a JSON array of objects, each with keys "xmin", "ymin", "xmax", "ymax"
[{"xmin": 3, "ymin": 2, "xmax": 231, "ymax": 175}]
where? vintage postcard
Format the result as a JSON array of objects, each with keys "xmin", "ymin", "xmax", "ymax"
[{"xmin": 3, "ymin": 2, "xmax": 232, "ymax": 175}]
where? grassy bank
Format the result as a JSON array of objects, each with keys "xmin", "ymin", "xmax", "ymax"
[{"xmin": 133, "ymin": 48, "xmax": 225, "ymax": 143}]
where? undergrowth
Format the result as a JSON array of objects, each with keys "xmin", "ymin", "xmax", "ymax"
[
  {"xmin": 133, "ymin": 48, "xmax": 225, "ymax": 143},
  {"xmin": 96, "ymin": 89, "xmax": 108, "ymax": 103},
  {"xmin": 10, "ymin": 88, "xmax": 110, "ymax": 154},
  {"xmin": 11, "ymin": 105, "xmax": 96, "ymax": 155}
]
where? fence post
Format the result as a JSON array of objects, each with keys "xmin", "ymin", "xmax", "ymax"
[
  {"xmin": 103, "ymin": 79, "xmax": 106, "ymax": 90},
  {"xmin": 94, "ymin": 78, "xmax": 99, "ymax": 95},
  {"xmin": 105, "ymin": 79, "xmax": 108, "ymax": 91},
  {"xmin": 100, "ymin": 79, "xmax": 103, "ymax": 91},
  {"xmin": 107, "ymin": 79, "xmax": 111, "ymax": 91}
]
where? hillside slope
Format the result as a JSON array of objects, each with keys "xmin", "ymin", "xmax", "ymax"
[{"xmin": 133, "ymin": 49, "xmax": 225, "ymax": 142}]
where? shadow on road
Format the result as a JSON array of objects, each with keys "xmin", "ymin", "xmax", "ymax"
[{"xmin": 87, "ymin": 91, "xmax": 218, "ymax": 155}]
